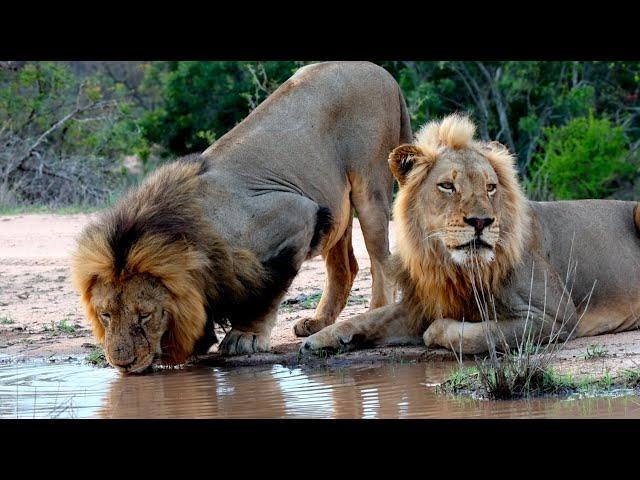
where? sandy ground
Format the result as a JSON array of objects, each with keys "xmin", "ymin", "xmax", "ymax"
[{"xmin": 1, "ymin": 213, "xmax": 640, "ymax": 378}]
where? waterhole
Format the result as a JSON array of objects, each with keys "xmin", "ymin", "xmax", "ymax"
[{"xmin": 1, "ymin": 361, "xmax": 639, "ymax": 418}]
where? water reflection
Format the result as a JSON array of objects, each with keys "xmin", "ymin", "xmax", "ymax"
[
  {"xmin": 100, "ymin": 366, "xmax": 290, "ymax": 418},
  {"xmin": 0, "ymin": 363, "xmax": 117, "ymax": 418},
  {"xmin": 1, "ymin": 361, "xmax": 639, "ymax": 419}
]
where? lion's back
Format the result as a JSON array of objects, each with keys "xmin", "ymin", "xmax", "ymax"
[{"xmin": 530, "ymin": 199, "xmax": 640, "ymax": 307}]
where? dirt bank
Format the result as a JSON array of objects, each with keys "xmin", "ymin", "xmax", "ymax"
[{"xmin": 1, "ymin": 213, "xmax": 639, "ymax": 378}]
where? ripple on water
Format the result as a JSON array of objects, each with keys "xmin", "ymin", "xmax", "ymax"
[{"xmin": 1, "ymin": 362, "xmax": 639, "ymax": 419}]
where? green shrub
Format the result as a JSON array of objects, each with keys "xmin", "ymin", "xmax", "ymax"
[
  {"xmin": 139, "ymin": 61, "xmax": 304, "ymax": 156},
  {"xmin": 527, "ymin": 114, "xmax": 635, "ymax": 200},
  {"xmin": 0, "ymin": 62, "xmax": 148, "ymax": 206}
]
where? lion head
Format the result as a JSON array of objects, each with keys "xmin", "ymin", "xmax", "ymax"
[
  {"xmin": 388, "ymin": 114, "xmax": 529, "ymax": 321},
  {"xmin": 71, "ymin": 160, "xmax": 219, "ymax": 374},
  {"xmin": 71, "ymin": 158, "xmax": 283, "ymax": 373},
  {"xmin": 87, "ymin": 274, "xmax": 171, "ymax": 373}
]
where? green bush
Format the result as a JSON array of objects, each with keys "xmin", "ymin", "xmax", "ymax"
[
  {"xmin": 527, "ymin": 114, "xmax": 635, "ymax": 200},
  {"xmin": 0, "ymin": 62, "xmax": 148, "ymax": 206},
  {"xmin": 139, "ymin": 61, "xmax": 304, "ymax": 156},
  {"xmin": 394, "ymin": 62, "xmax": 454, "ymax": 127},
  {"xmin": 3, "ymin": 61, "xmax": 640, "ymax": 207},
  {"xmin": 0, "ymin": 62, "xmax": 147, "ymax": 161}
]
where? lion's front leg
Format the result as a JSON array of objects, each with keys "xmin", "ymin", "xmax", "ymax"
[
  {"xmin": 218, "ymin": 328, "xmax": 272, "ymax": 355},
  {"xmin": 423, "ymin": 318, "xmax": 492, "ymax": 355},
  {"xmin": 423, "ymin": 310, "xmax": 579, "ymax": 355},
  {"xmin": 219, "ymin": 307, "xmax": 278, "ymax": 356},
  {"xmin": 425, "ymin": 254, "xmax": 582, "ymax": 355},
  {"xmin": 300, "ymin": 303, "xmax": 422, "ymax": 356}
]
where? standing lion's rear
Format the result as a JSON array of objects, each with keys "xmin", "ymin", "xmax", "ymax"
[{"xmin": 199, "ymin": 62, "xmax": 414, "ymax": 338}]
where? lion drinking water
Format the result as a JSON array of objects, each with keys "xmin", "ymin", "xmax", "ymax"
[
  {"xmin": 302, "ymin": 113, "xmax": 640, "ymax": 356},
  {"xmin": 71, "ymin": 62, "xmax": 412, "ymax": 373}
]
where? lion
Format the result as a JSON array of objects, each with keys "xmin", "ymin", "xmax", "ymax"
[
  {"xmin": 301, "ymin": 113, "xmax": 640, "ymax": 356},
  {"xmin": 71, "ymin": 61, "xmax": 412, "ymax": 373}
]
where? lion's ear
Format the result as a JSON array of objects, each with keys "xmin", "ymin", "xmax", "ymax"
[
  {"xmin": 389, "ymin": 144, "xmax": 424, "ymax": 186},
  {"xmin": 481, "ymin": 140, "xmax": 517, "ymax": 167},
  {"xmin": 481, "ymin": 140, "xmax": 512, "ymax": 157},
  {"xmin": 486, "ymin": 140, "xmax": 508, "ymax": 152}
]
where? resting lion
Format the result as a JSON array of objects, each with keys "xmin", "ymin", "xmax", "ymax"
[
  {"xmin": 71, "ymin": 61, "xmax": 412, "ymax": 373},
  {"xmin": 302, "ymin": 113, "xmax": 640, "ymax": 356}
]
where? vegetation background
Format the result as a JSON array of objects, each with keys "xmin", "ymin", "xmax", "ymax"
[{"xmin": 1, "ymin": 60, "xmax": 639, "ymax": 212}]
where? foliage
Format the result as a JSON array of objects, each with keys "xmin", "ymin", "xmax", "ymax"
[
  {"xmin": 55, "ymin": 318, "xmax": 77, "ymax": 334},
  {"xmin": 439, "ymin": 362, "xmax": 636, "ymax": 398},
  {"xmin": 139, "ymin": 61, "xmax": 305, "ymax": 155},
  {"xmin": 2, "ymin": 60, "xmax": 640, "ymax": 207},
  {"xmin": 526, "ymin": 114, "xmax": 635, "ymax": 200},
  {"xmin": 584, "ymin": 343, "xmax": 608, "ymax": 360},
  {"xmin": 85, "ymin": 345, "xmax": 108, "ymax": 368},
  {"xmin": 0, "ymin": 62, "xmax": 147, "ymax": 206},
  {"xmin": 383, "ymin": 61, "xmax": 640, "ymax": 188}
]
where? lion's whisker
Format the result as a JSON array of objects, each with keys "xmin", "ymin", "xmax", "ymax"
[{"xmin": 422, "ymin": 230, "xmax": 448, "ymax": 243}]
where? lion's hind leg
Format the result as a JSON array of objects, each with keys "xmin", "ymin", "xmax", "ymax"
[
  {"xmin": 349, "ymin": 175, "xmax": 395, "ymax": 309},
  {"xmin": 294, "ymin": 214, "xmax": 358, "ymax": 337}
]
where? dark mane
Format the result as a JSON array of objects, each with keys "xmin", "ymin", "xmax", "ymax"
[
  {"xmin": 104, "ymin": 156, "xmax": 211, "ymax": 277},
  {"xmin": 74, "ymin": 155, "xmax": 300, "ymax": 361}
]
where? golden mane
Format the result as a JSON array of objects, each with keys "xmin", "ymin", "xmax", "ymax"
[
  {"xmin": 390, "ymin": 114, "xmax": 530, "ymax": 325},
  {"xmin": 415, "ymin": 112, "xmax": 477, "ymax": 152},
  {"xmin": 71, "ymin": 159, "xmax": 271, "ymax": 365}
]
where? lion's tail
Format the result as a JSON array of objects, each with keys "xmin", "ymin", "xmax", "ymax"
[
  {"xmin": 398, "ymin": 86, "xmax": 413, "ymax": 145},
  {"xmin": 634, "ymin": 203, "xmax": 640, "ymax": 233}
]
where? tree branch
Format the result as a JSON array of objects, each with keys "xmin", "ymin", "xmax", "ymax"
[
  {"xmin": 476, "ymin": 62, "xmax": 516, "ymax": 153},
  {"xmin": 452, "ymin": 62, "xmax": 491, "ymax": 140},
  {"xmin": 4, "ymin": 95, "xmax": 116, "ymax": 181}
]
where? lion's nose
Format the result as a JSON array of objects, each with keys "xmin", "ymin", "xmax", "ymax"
[{"xmin": 464, "ymin": 216, "xmax": 494, "ymax": 235}]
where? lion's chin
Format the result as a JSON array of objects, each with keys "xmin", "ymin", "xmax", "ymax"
[
  {"xmin": 449, "ymin": 248, "xmax": 495, "ymax": 266},
  {"xmin": 115, "ymin": 355, "xmax": 156, "ymax": 375}
]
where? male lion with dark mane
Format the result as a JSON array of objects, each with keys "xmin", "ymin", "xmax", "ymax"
[
  {"xmin": 71, "ymin": 62, "xmax": 411, "ymax": 373},
  {"xmin": 302, "ymin": 113, "xmax": 640, "ymax": 356}
]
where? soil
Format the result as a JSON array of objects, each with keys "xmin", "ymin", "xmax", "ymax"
[{"xmin": 1, "ymin": 213, "xmax": 640, "ymax": 379}]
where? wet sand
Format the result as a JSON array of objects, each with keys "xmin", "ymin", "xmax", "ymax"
[{"xmin": 1, "ymin": 213, "xmax": 640, "ymax": 379}]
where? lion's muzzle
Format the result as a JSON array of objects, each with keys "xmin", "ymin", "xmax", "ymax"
[{"xmin": 105, "ymin": 333, "xmax": 155, "ymax": 374}]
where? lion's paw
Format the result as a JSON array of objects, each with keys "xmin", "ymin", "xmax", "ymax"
[
  {"xmin": 218, "ymin": 329, "xmax": 270, "ymax": 355},
  {"xmin": 423, "ymin": 318, "xmax": 457, "ymax": 348},
  {"xmin": 293, "ymin": 317, "xmax": 331, "ymax": 337},
  {"xmin": 299, "ymin": 326, "xmax": 355, "ymax": 356}
]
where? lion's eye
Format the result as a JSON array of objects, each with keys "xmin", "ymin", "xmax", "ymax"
[
  {"xmin": 138, "ymin": 313, "xmax": 151, "ymax": 324},
  {"xmin": 487, "ymin": 184, "xmax": 497, "ymax": 195},
  {"xmin": 99, "ymin": 312, "xmax": 111, "ymax": 325},
  {"xmin": 437, "ymin": 182, "xmax": 455, "ymax": 193}
]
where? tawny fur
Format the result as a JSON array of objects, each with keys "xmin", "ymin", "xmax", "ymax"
[
  {"xmin": 391, "ymin": 114, "xmax": 530, "ymax": 327},
  {"xmin": 303, "ymin": 113, "xmax": 640, "ymax": 357},
  {"xmin": 72, "ymin": 62, "xmax": 413, "ymax": 368},
  {"xmin": 71, "ymin": 160, "xmax": 269, "ymax": 365}
]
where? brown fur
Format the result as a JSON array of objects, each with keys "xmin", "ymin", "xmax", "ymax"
[
  {"xmin": 73, "ymin": 62, "xmax": 413, "ymax": 369},
  {"xmin": 390, "ymin": 114, "xmax": 528, "ymax": 327},
  {"xmin": 71, "ymin": 160, "xmax": 270, "ymax": 369},
  {"xmin": 302, "ymin": 114, "xmax": 534, "ymax": 354},
  {"xmin": 303, "ymin": 114, "xmax": 640, "ymax": 356}
]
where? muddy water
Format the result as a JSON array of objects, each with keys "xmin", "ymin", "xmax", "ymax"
[{"xmin": 1, "ymin": 361, "xmax": 639, "ymax": 419}]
